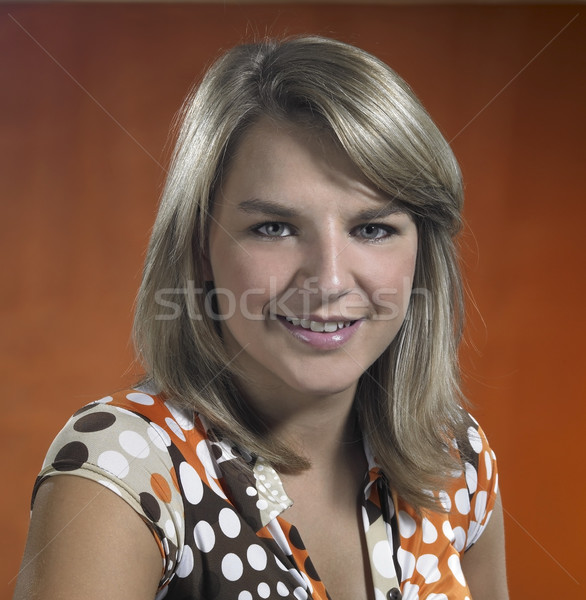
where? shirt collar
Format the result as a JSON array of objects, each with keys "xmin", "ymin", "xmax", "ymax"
[{"xmin": 198, "ymin": 414, "xmax": 385, "ymax": 532}]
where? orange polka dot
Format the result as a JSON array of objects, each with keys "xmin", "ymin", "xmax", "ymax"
[
  {"xmin": 170, "ymin": 467, "xmax": 180, "ymax": 493},
  {"xmin": 151, "ymin": 473, "xmax": 172, "ymax": 503}
]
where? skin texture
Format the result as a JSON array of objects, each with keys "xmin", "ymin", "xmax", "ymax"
[
  {"xmin": 461, "ymin": 491, "xmax": 509, "ymax": 599},
  {"xmin": 13, "ymin": 119, "xmax": 508, "ymax": 599},
  {"xmin": 206, "ymin": 118, "xmax": 419, "ymax": 418},
  {"xmin": 12, "ymin": 476, "xmax": 162, "ymax": 600}
]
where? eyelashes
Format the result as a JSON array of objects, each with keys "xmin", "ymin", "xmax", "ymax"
[{"xmin": 251, "ymin": 221, "xmax": 398, "ymax": 242}]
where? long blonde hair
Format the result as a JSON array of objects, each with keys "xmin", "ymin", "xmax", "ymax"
[{"xmin": 134, "ymin": 36, "xmax": 467, "ymax": 510}]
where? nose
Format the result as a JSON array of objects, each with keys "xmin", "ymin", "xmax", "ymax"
[{"xmin": 296, "ymin": 228, "xmax": 355, "ymax": 302}]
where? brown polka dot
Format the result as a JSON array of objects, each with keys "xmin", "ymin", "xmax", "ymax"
[
  {"xmin": 73, "ymin": 412, "xmax": 116, "ymax": 433},
  {"xmin": 139, "ymin": 492, "xmax": 161, "ymax": 522},
  {"xmin": 288, "ymin": 525, "xmax": 305, "ymax": 550},
  {"xmin": 52, "ymin": 441, "xmax": 89, "ymax": 471},
  {"xmin": 151, "ymin": 473, "xmax": 172, "ymax": 503},
  {"xmin": 304, "ymin": 556, "xmax": 320, "ymax": 581}
]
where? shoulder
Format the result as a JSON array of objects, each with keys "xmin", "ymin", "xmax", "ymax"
[
  {"xmin": 434, "ymin": 413, "xmax": 499, "ymax": 552},
  {"xmin": 35, "ymin": 387, "xmax": 217, "ymax": 588}
]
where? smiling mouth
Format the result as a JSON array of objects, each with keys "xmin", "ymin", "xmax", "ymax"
[{"xmin": 282, "ymin": 316, "xmax": 356, "ymax": 333}]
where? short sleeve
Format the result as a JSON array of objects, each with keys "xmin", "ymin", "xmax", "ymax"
[
  {"xmin": 33, "ymin": 399, "xmax": 185, "ymax": 588},
  {"xmin": 456, "ymin": 415, "xmax": 499, "ymax": 551}
]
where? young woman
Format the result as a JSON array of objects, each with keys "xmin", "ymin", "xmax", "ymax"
[{"xmin": 14, "ymin": 36, "xmax": 508, "ymax": 600}]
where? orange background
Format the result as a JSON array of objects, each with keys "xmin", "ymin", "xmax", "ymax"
[{"xmin": 1, "ymin": 3, "xmax": 585, "ymax": 598}]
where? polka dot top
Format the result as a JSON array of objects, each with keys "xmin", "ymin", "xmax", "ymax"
[{"xmin": 33, "ymin": 389, "xmax": 499, "ymax": 600}]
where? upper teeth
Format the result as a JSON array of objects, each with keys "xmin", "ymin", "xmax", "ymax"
[{"xmin": 284, "ymin": 317, "xmax": 353, "ymax": 332}]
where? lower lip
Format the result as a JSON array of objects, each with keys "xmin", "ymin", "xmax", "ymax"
[{"xmin": 276, "ymin": 316, "xmax": 363, "ymax": 350}]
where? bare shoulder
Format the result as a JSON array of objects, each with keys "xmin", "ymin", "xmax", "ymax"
[
  {"xmin": 460, "ymin": 491, "xmax": 509, "ymax": 600},
  {"xmin": 13, "ymin": 475, "xmax": 162, "ymax": 600}
]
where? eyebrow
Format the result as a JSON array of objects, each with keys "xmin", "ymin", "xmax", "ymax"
[
  {"xmin": 237, "ymin": 198, "xmax": 298, "ymax": 218},
  {"xmin": 237, "ymin": 197, "xmax": 404, "ymax": 221}
]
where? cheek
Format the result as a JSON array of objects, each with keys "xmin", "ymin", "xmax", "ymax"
[
  {"xmin": 210, "ymin": 249, "xmax": 290, "ymax": 317},
  {"xmin": 365, "ymin": 251, "xmax": 418, "ymax": 318}
]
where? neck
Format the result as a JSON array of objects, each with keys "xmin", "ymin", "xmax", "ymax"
[{"xmin": 235, "ymin": 378, "xmax": 361, "ymax": 471}]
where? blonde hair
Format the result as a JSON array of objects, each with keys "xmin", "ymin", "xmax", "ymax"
[{"xmin": 134, "ymin": 36, "xmax": 467, "ymax": 510}]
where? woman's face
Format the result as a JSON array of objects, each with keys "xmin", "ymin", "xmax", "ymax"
[{"xmin": 205, "ymin": 118, "xmax": 418, "ymax": 403}]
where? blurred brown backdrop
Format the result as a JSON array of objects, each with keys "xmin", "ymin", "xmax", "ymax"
[{"xmin": 1, "ymin": 3, "xmax": 585, "ymax": 598}]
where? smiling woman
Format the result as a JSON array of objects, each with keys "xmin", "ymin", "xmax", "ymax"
[{"xmin": 14, "ymin": 36, "xmax": 508, "ymax": 600}]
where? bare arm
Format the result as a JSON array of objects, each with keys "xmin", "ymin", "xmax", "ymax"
[
  {"xmin": 460, "ymin": 491, "xmax": 509, "ymax": 600},
  {"xmin": 13, "ymin": 475, "xmax": 163, "ymax": 600}
]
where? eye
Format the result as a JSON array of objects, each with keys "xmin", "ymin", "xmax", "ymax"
[
  {"xmin": 354, "ymin": 223, "xmax": 396, "ymax": 241},
  {"xmin": 253, "ymin": 222, "xmax": 294, "ymax": 237}
]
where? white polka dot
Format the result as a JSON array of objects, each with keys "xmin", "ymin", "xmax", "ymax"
[
  {"xmin": 453, "ymin": 526, "xmax": 467, "ymax": 552},
  {"xmin": 398, "ymin": 510, "xmax": 416, "ymax": 538},
  {"xmin": 97, "ymin": 451, "xmax": 129, "ymax": 478},
  {"xmin": 176, "ymin": 545, "xmax": 194, "ymax": 578},
  {"xmin": 247, "ymin": 544, "xmax": 267, "ymax": 571},
  {"xmin": 98, "ymin": 479, "xmax": 122, "ymax": 496},
  {"xmin": 206, "ymin": 471, "xmax": 228, "ymax": 499},
  {"xmin": 256, "ymin": 498, "xmax": 268, "ymax": 511},
  {"xmin": 439, "ymin": 490, "xmax": 452, "ymax": 511},
  {"xmin": 361, "ymin": 506, "xmax": 370, "ymax": 532},
  {"xmin": 275, "ymin": 556, "xmax": 288, "ymax": 570},
  {"xmin": 455, "ymin": 488, "xmax": 471, "ymax": 515},
  {"xmin": 448, "ymin": 554, "xmax": 466, "ymax": 586},
  {"xmin": 164, "ymin": 519, "xmax": 174, "ymax": 538},
  {"xmin": 464, "ymin": 462, "xmax": 477, "ymax": 494},
  {"xmin": 257, "ymin": 582, "xmax": 270, "ymax": 598},
  {"xmin": 402, "ymin": 582, "xmax": 420, "ymax": 598},
  {"xmin": 246, "ymin": 486, "xmax": 257, "ymax": 496},
  {"xmin": 194, "ymin": 520, "xmax": 215, "ymax": 552},
  {"xmin": 269, "ymin": 510, "xmax": 280, "ymax": 520},
  {"xmin": 126, "ymin": 392, "xmax": 155, "ymax": 405},
  {"xmin": 300, "ymin": 572, "xmax": 313, "ymax": 593},
  {"xmin": 238, "ymin": 592, "xmax": 252, "ymax": 600},
  {"xmin": 467, "ymin": 426, "xmax": 482, "ymax": 453},
  {"xmin": 179, "ymin": 462, "xmax": 203, "ymax": 505},
  {"xmin": 276, "ymin": 581, "xmax": 289, "ymax": 596},
  {"xmin": 196, "ymin": 440, "xmax": 221, "ymax": 478},
  {"xmin": 165, "ymin": 417, "xmax": 186, "ymax": 441},
  {"xmin": 474, "ymin": 490, "xmax": 488, "ymax": 522},
  {"xmin": 164, "ymin": 401, "xmax": 195, "ymax": 430},
  {"xmin": 422, "ymin": 517, "xmax": 438, "ymax": 543},
  {"xmin": 397, "ymin": 547, "xmax": 415, "ymax": 580},
  {"xmin": 484, "ymin": 450, "xmax": 493, "ymax": 480},
  {"xmin": 96, "ymin": 395, "xmax": 113, "ymax": 404},
  {"xmin": 148, "ymin": 423, "xmax": 171, "ymax": 449},
  {"xmin": 416, "ymin": 553, "xmax": 441, "ymax": 583},
  {"xmin": 119, "ymin": 430, "xmax": 150, "ymax": 458},
  {"xmin": 427, "ymin": 595, "xmax": 448, "ymax": 600},
  {"xmin": 218, "ymin": 507, "xmax": 241, "ymax": 538},
  {"xmin": 221, "ymin": 553, "xmax": 243, "ymax": 581},
  {"xmin": 293, "ymin": 587, "xmax": 308, "ymax": 600},
  {"xmin": 372, "ymin": 540, "xmax": 395, "ymax": 578},
  {"xmin": 442, "ymin": 520, "xmax": 455, "ymax": 542}
]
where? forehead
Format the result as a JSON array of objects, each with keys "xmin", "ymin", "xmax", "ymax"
[{"xmin": 217, "ymin": 117, "xmax": 391, "ymax": 209}]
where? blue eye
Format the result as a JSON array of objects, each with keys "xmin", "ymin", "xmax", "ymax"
[
  {"xmin": 254, "ymin": 222, "xmax": 293, "ymax": 237},
  {"xmin": 355, "ymin": 224, "xmax": 395, "ymax": 240}
]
